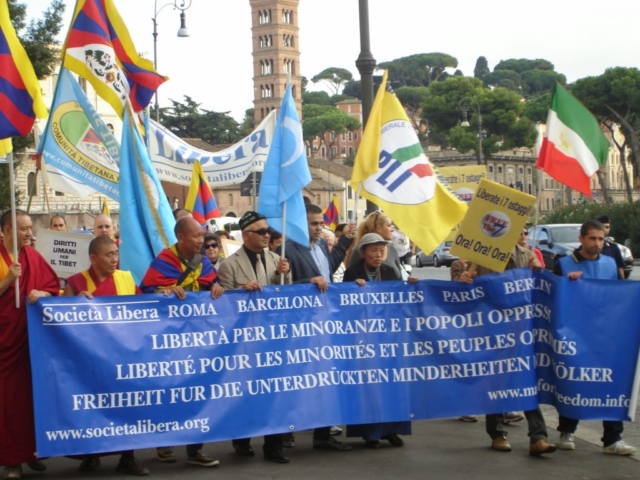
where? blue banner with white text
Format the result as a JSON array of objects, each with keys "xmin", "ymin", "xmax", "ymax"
[{"xmin": 27, "ymin": 268, "xmax": 640, "ymax": 456}]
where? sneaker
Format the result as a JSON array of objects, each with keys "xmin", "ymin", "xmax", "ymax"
[
  {"xmin": 558, "ymin": 432, "xmax": 575, "ymax": 450},
  {"xmin": 116, "ymin": 457, "xmax": 150, "ymax": 476},
  {"xmin": 529, "ymin": 439, "xmax": 557, "ymax": 455},
  {"xmin": 79, "ymin": 456, "xmax": 101, "ymax": 471},
  {"xmin": 491, "ymin": 436, "xmax": 512, "ymax": 452},
  {"xmin": 187, "ymin": 450, "xmax": 220, "ymax": 467},
  {"xmin": 156, "ymin": 447, "xmax": 177, "ymax": 463},
  {"xmin": 2, "ymin": 465, "xmax": 22, "ymax": 479},
  {"xmin": 504, "ymin": 412, "xmax": 524, "ymax": 424},
  {"xmin": 459, "ymin": 415, "xmax": 478, "ymax": 422},
  {"xmin": 330, "ymin": 426, "xmax": 343, "ymax": 436},
  {"xmin": 603, "ymin": 440, "xmax": 637, "ymax": 456}
]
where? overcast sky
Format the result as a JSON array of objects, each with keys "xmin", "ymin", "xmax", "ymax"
[{"xmin": 25, "ymin": 0, "xmax": 640, "ymax": 121}]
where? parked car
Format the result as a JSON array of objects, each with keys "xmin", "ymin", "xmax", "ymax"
[
  {"xmin": 414, "ymin": 241, "xmax": 458, "ymax": 268},
  {"xmin": 528, "ymin": 223, "xmax": 633, "ymax": 278}
]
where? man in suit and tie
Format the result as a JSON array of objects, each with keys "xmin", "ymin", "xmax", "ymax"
[
  {"xmin": 217, "ymin": 211, "xmax": 292, "ymax": 463},
  {"xmin": 278, "ymin": 204, "xmax": 355, "ymax": 451}
]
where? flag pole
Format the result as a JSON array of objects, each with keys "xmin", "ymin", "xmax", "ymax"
[
  {"xmin": 8, "ymin": 148, "xmax": 20, "ymax": 308},
  {"xmin": 354, "ymin": 183, "xmax": 362, "ymax": 225},
  {"xmin": 280, "ymin": 201, "xmax": 287, "ymax": 285}
]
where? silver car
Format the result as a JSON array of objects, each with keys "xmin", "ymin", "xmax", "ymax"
[{"xmin": 414, "ymin": 241, "xmax": 458, "ymax": 268}]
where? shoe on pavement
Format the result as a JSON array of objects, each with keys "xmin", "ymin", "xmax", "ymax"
[
  {"xmin": 313, "ymin": 437, "xmax": 352, "ymax": 451},
  {"xmin": 558, "ymin": 432, "xmax": 575, "ymax": 450},
  {"xmin": 79, "ymin": 456, "xmax": 101, "ymax": 471},
  {"xmin": 187, "ymin": 450, "xmax": 219, "ymax": 467},
  {"xmin": 116, "ymin": 456, "xmax": 150, "ymax": 476},
  {"xmin": 603, "ymin": 440, "xmax": 637, "ymax": 456},
  {"xmin": 491, "ymin": 436, "xmax": 512, "ymax": 452},
  {"xmin": 504, "ymin": 412, "xmax": 525, "ymax": 424},
  {"xmin": 27, "ymin": 460, "xmax": 47, "ymax": 472},
  {"xmin": 529, "ymin": 439, "xmax": 557, "ymax": 455},
  {"xmin": 263, "ymin": 446, "xmax": 290, "ymax": 464},
  {"xmin": 3, "ymin": 465, "xmax": 22, "ymax": 479},
  {"xmin": 155, "ymin": 447, "xmax": 176, "ymax": 463},
  {"xmin": 233, "ymin": 444, "xmax": 255, "ymax": 457},
  {"xmin": 282, "ymin": 433, "xmax": 295, "ymax": 448},
  {"xmin": 381, "ymin": 434, "xmax": 404, "ymax": 447},
  {"xmin": 459, "ymin": 416, "xmax": 478, "ymax": 422},
  {"xmin": 330, "ymin": 426, "xmax": 343, "ymax": 436}
]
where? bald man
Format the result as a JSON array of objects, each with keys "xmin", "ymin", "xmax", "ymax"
[{"xmin": 93, "ymin": 215, "xmax": 113, "ymax": 238}]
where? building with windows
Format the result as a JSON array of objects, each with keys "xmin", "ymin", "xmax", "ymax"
[{"xmin": 250, "ymin": 0, "xmax": 301, "ymax": 124}]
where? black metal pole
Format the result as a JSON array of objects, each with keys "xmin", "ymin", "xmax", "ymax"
[{"xmin": 355, "ymin": 0, "xmax": 377, "ymax": 215}]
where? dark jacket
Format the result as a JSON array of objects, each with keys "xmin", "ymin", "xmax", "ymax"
[
  {"xmin": 343, "ymin": 259, "xmax": 402, "ymax": 283},
  {"xmin": 278, "ymin": 235, "xmax": 352, "ymax": 284}
]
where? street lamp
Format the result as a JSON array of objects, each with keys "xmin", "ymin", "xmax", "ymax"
[
  {"xmin": 459, "ymin": 97, "xmax": 485, "ymax": 165},
  {"xmin": 152, "ymin": 0, "xmax": 193, "ymax": 122}
]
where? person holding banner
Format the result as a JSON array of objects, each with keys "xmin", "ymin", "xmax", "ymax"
[
  {"xmin": 140, "ymin": 216, "xmax": 223, "ymax": 467},
  {"xmin": 278, "ymin": 204, "xmax": 354, "ymax": 451},
  {"xmin": 217, "ymin": 211, "xmax": 292, "ymax": 463},
  {"xmin": 452, "ymin": 242, "xmax": 557, "ymax": 456},
  {"xmin": 349, "ymin": 212, "xmax": 405, "ymax": 279},
  {"xmin": 553, "ymin": 220, "xmax": 636, "ymax": 456},
  {"xmin": 344, "ymin": 233, "xmax": 416, "ymax": 448},
  {"xmin": 62, "ymin": 236, "xmax": 150, "ymax": 476},
  {"xmin": 0, "ymin": 210, "xmax": 60, "ymax": 480}
]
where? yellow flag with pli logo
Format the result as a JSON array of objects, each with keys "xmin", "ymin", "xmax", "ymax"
[{"xmin": 351, "ymin": 70, "xmax": 467, "ymax": 255}]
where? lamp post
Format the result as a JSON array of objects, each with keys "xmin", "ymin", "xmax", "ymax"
[
  {"xmin": 459, "ymin": 97, "xmax": 484, "ymax": 165},
  {"xmin": 152, "ymin": 0, "xmax": 192, "ymax": 122},
  {"xmin": 355, "ymin": 0, "xmax": 377, "ymax": 215}
]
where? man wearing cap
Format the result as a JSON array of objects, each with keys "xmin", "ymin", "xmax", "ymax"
[
  {"xmin": 140, "ymin": 216, "xmax": 223, "ymax": 468},
  {"xmin": 217, "ymin": 211, "xmax": 291, "ymax": 463},
  {"xmin": 595, "ymin": 215, "xmax": 625, "ymax": 279},
  {"xmin": 278, "ymin": 204, "xmax": 355, "ymax": 451}
]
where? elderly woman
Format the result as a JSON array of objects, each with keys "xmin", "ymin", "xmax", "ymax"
[
  {"xmin": 344, "ymin": 233, "xmax": 417, "ymax": 448},
  {"xmin": 349, "ymin": 212, "xmax": 405, "ymax": 279},
  {"xmin": 202, "ymin": 232, "xmax": 222, "ymax": 270}
]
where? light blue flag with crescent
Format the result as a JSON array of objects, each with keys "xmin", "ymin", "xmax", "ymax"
[
  {"xmin": 119, "ymin": 105, "xmax": 176, "ymax": 283},
  {"xmin": 258, "ymin": 84, "xmax": 311, "ymax": 247}
]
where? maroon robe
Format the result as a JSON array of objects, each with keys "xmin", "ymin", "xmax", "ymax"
[{"xmin": 0, "ymin": 244, "xmax": 59, "ymax": 465}]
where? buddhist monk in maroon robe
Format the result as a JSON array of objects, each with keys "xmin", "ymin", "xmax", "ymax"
[{"xmin": 0, "ymin": 210, "xmax": 59, "ymax": 480}]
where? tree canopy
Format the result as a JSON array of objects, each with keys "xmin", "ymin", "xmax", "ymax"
[
  {"xmin": 378, "ymin": 52, "xmax": 459, "ymax": 87},
  {"xmin": 302, "ymin": 104, "xmax": 360, "ymax": 159},
  {"xmin": 311, "ymin": 67, "xmax": 354, "ymax": 96},
  {"xmin": 474, "ymin": 56, "xmax": 490, "ymax": 80}
]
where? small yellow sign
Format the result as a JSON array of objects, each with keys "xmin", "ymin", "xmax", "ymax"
[
  {"xmin": 450, "ymin": 178, "xmax": 536, "ymax": 272},
  {"xmin": 438, "ymin": 165, "xmax": 487, "ymax": 241}
]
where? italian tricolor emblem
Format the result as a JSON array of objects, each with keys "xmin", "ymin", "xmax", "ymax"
[{"xmin": 536, "ymin": 83, "xmax": 609, "ymax": 197}]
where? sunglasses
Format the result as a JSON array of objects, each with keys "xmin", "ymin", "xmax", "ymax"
[
  {"xmin": 204, "ymin": 242, "xmax": 219, "ymax": 249},
  {"xmin": 245, "ymin": 228, "xmax": 270, "ymax": 236},
  {"xmin": 521, "ymin": 230, "xmax": 529, "ymax": 236}
]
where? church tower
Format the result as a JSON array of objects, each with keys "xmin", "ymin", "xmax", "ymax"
[{"xmin": 249, "ymin": 0, "xmax": 301, "ymax": 124}]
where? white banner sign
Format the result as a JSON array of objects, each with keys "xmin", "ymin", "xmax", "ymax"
[{"xmin": 35, "ymin": 230, "xmax": 92, "ymax": 279}]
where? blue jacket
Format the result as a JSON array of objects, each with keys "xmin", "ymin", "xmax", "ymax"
[{"xmin": 556, "ymin": 251, "xmax": 617, "ymax": 280}]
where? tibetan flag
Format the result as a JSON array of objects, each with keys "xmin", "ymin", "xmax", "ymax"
[
  {"xmin": 322, "ymin": 197, "xmax": 340, "ymax": 231},
  {"xmin": 536, "ymin": 83, "xmax": 609, "ymax": 197},
  {"xmin": 184, "ymin": 160, "xmax": 221, "ymax": 226},
  {"xmin": 63, "ymin": 0, "xmax": 167, "ymax": 117},
  {"xmin": 351, "ymin": 70, "xmax": 467, "ymax": 256},
  {"xmin": 258, "ymin": 83, "xmax": 312, "ymax": 248},
  {"xmin": 0, "ymin": 0, "xmax": 47, "ymax": 153},
  {"xmin": 118, "ymin": 104, "xmax": 176, "ymax": 284}
]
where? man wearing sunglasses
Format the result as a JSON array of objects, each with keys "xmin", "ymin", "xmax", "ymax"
[
  {"xmin": 217, "ymin": 211, "xmax": 291, "ymax": 463},
  {"xmin": 518, "ymin": 228, "xmax": 544, "ymax": 265}
]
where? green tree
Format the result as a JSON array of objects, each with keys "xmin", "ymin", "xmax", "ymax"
[
  {"xmin": 473, "ymin": 56, "xmax": 490, "ymax": 80},
  {"xmin": 302, "ymin": 105, "xmax": 360, "ymax": 160},
  {"xmin": 342, "ymin": 79, "xmax": 361, "ymax": 99},
  {"xmin": 521, "ymin": 69, "xmax": 566, "ymax": 96},
  {"xmin": 494, "ymin": 58, "xmax": 555, "ymax": 74},
  {"xmin": 483, "ymin": 70, "xmax": 524, "ymax": 92},
  {"xmin": 571, "ymin": 68, "xmax": 640, "ymax": 202},
  {"xmin": 378, "ymin": 52, "xmax": 458, "ymax": 87},
  {"xmin": 160, "ymin": 96, "xmax": 241, "ymax": 145},
  {"xmin": 522, "ymin": 94, "xmax": 551, "ymax": 123},
  {"xmin": 302, "ymin": 90, "xmax": 333, "ymax": 105},
  {"xmin": 395, "ymin": 86, "xmax": 429, "ymax": 138},
  {"xmin": 311, "ymin": 67, "xmax": 354, "ymax": 96}
]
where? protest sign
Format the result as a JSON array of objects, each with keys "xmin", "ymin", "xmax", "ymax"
[
  {"xmin": 35, "ymin": 229, "xmax": 92, "ymax": 278},
  {"xmin": 27, "ymin": 268, "xmax": 640, "ymax": 456},
  {"xmin": 450, "ymin": 179, "xmax": 536, "ymax": 272}
]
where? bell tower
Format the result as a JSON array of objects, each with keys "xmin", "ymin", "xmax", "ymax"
[{"xmin": 249, "ymin": 0, "xmax": 301, "ymax": 124}]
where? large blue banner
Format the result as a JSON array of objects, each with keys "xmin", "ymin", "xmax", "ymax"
[{"xmin": 27, "ymin": 268, "xmax": 640, "ymax": 456}]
